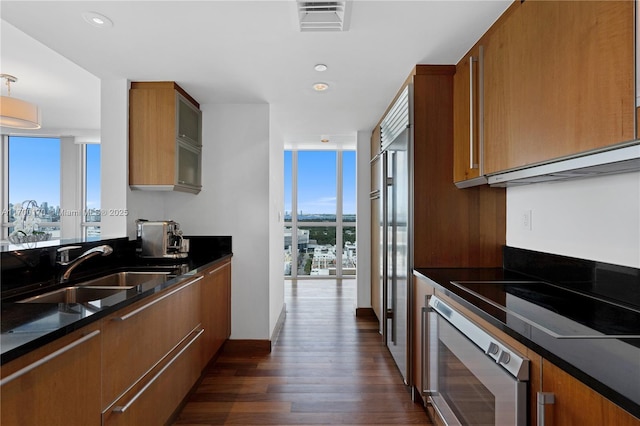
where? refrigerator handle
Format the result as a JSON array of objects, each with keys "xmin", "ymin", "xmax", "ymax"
[{"xmin": 381, "ymin": 150, "xmax": 389, "ymax": 345}]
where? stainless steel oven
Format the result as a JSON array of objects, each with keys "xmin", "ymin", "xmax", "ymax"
[{"xmin": 425, "ymin": 295, "xmax": 529, "ymax": 426}]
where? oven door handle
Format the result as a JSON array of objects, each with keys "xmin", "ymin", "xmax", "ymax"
[{"xmin": 422, "ymin": 296, "xmax": 439, "ymax": 396}]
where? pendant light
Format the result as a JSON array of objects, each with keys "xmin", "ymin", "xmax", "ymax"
[{"xmin": 0, "ymin": 74, "xmax": 41, "ymax": 130}]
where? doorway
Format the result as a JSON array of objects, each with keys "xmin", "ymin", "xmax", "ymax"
[{"xmin": 284, "ymin": 150, "xmax": 356, "ymax": 280}]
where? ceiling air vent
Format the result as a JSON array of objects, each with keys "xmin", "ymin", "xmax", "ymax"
[{"xmin": 297, "ymin": 1, "xmax": 350, "ymax": 32}]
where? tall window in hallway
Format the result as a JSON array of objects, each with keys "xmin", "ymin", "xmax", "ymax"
[{"xmin": 284, "ymin": 150, "xmax": 356, "ymax": 278}]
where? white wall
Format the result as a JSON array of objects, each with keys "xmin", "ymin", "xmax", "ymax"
[
  {"xmin": 356, "ymin": 130, "xmax": 372, "ymax": 309},
  {"xmin": 161, "ymin": 103, "xmax": 272, "ymax": 340},
  {"xmin": 59, "ymin": 136, "xmax": 81, "ymax": 239},
  {"xmin": 506, "ymin": 171, "xmax": 640, "ymax": 268},
  {"xmin": 268, "ymin": 108, "xmax": 285, "ymax": 339},
  {"xmin": 100, "ymin": 79, "xmax": 129, "ymax": 239}
]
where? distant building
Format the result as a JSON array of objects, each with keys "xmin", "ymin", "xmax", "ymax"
[{"xmin": 284, "ymin": 228, "xmax": 309, "ymax": 251}]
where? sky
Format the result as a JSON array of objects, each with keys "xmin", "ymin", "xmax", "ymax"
[
  {"xmin": 8, "ymin": 138, "xmax": 352, "ymax": 217},
  {"xmin": 8, "ymin": 136, "xmax": 100, "ymax": 210},
  {"xmin": 284, "ymin": 150, "xmax": 356, "ymax": 216}
]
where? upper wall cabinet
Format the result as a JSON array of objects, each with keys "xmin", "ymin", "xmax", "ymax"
[
  {"xmin": 129, "ymin": 82, "xmax": 203, "ymax": 194},
  {"xmin": 483, "ymin": 0, "xmax": 635, "ymax": 175},
  {"xmin": 454, "ymin": 0, "xmax": 635, "ymax": 185}
]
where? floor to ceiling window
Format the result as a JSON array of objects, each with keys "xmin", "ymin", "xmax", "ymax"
[
  {"xmin": 284, "ymin": 150, "xmax": 356, "ymax": 279},
  {"xmin": 4, "ymin": 136, "xmax": 61, "ymax": 240},
  {"xmin": 1, "ymin": 135, "xmax": 101, "ymax": 241}
]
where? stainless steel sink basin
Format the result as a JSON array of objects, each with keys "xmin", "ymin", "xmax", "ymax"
[
  {"xmin": 17, "ymin": 271, "xmax": 172, "ymax": 304},
  {"xmin": 18, "ymin": 286, "xmax": 131, "ymax": 304},
  {"xmin": 77, "ymin": 271, "xmax": 170, "ymax": 287}
]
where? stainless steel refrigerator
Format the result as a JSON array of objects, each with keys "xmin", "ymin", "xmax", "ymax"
[{"xmin": 380, "ymin": 85, "xmax": 413, "ymax": 384}]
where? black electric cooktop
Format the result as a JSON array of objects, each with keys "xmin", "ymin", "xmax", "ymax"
[{"xmin": 450, "ymin": 280, "xmax": 640, "ymax": 339}]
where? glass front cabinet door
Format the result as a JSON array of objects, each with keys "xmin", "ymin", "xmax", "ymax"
[
  {"xmin": 176, "ymin": 94, "xmax": 202, "ymax": 147},
  {"xmin": 176, "ymin": 140, "xmax": 202, "ymax": 191}
]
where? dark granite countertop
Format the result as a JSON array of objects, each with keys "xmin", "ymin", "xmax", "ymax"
[
  {"xmin": 414, "ymin": 262, "xmax": 640, "ymax": 419},
  {"xmin": 1, "ymin": 236, "xmax": 232, "ymax": 365}
]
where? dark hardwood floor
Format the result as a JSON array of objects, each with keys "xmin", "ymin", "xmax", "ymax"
[{"xmin": 173, "ymin": 279, "xmax": 431, "ymax": 425}]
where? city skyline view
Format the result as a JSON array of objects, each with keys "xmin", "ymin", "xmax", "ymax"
[{"xmin": 7, "ymin": 136, "xmax": 101, "ymax": 210}]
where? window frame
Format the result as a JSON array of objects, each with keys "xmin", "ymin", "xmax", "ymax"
[{"xmin": 80, "ymin": 143, "xmax": 101, "ymax": 238}]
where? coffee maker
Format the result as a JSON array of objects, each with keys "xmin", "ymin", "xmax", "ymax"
[{"xmin": 136, "ymin": 220, "xmax": 189, "ymax": 259}]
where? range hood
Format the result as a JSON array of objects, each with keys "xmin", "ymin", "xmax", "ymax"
[{"xmin": 487, "ymin": 143, "xmax": 640, "ymax": 187}]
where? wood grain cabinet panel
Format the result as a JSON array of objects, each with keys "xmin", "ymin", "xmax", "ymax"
[
  {"xmin": 101, "ymin": 276, "xmax": 202, "ymax": 409},
  {"xmin": 483, "ymin": 0, "xmax": 635, "ymax": 174},
  {"xmin": 0, "ymin": 324, "xmax": 102, "ymax": 426},
  {"xmin": 200, "ymin": 259, "xmax": 232, "ymax": 368},
  {"xmin": 541, "ymin": 359, "xmax": 640, "ymax": 426},
  {"xmin": 102, "ymin": 327, "xmax": 204, "ymax": 426},
  {"xmin": 412, "ymin": 67, "xmax": 505, "ymax": 268}
]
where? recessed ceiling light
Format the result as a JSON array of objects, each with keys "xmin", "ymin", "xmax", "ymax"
[
  {"xmin": 314, "ymin": 64, "xmax": 328, "ymax": 72},
  {"xmin": 82, "ymin": 12, "xmax": 113, "ymax": 28},
  {"xmin": 320, "ymin": 138, "xmax": 330, "ymax": 143},
  {"xmin": 313, "ymin": 82, "xmax": 329, "ymax": 92}
]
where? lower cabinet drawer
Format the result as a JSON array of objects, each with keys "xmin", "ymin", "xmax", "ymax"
[
  {"xmin": 1, "ymin": 325, "xmax": 102, "ymax": 426},
  {"xmin": 102, "ymin": 326, "xmax": 204, "ymax": 426},
  {"xmin": 101, "ymin": 276, "xmax": 202, "ymax": 407}
]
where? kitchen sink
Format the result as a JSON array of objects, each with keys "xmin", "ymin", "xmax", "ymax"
[
  {"xmin": 77, "ymin": 271, "xmax": 170, "ymax": 287},
  {"xmin": 18, "ymin": 286, "xmax": 131, "ymax": 304},
  {"xmin": 17, "ymin": 271, "xmax": 172, "ymax": 304}
]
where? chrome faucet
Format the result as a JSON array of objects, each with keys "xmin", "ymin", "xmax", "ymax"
[{"xmin": 58, "ymin": 245, "xmax": 113, "ymax": 283}]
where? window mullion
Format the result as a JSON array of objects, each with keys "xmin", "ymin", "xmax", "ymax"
[
  {"xmin": 336, "ymin": 150, "xmax": 343, "ymax": 277},
  {"xmin": 291, "ymin": 151, "xmax": 298, "ymax": 279},
  {"xmin": 1, "ymin": 136, "xmax": 8, "ymax": 239}
]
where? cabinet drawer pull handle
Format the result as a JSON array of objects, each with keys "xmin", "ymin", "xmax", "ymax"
[
  {"xmin": 207, "ymin": 261, "xmax": 230, "ymax": 275},
  {"xmin": 469, "ymin": 54, "xmax": 477, "ymax": 170},
  {"xmin": 477, "ymin": 45, "xmax": 485, "ymax": 174},
  {"xmin": 112, "ymin": 327, "xmax": 205, "ymax": 414},
  {"xmin": 537, "ymin": 392, "xmax": 555, "ymax": 426},
  {"xmin": 0, "ymin": 330, "xmax": 101, "ymax": 386},
  {"xmin": 469, "ymin": 47, "xmax": 485, "ymax": 172},
  {"xmin": 113, "ymin": 276, "xmax": 203, "ymax": 322}
]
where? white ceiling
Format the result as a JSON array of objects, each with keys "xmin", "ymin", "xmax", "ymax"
[{"xmin": 0, "ymin": 0, "xmax": 511, "ymax": 147}]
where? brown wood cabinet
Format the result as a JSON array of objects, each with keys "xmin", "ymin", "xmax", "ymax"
[
  {"xmin": 200, "ymin": 259, "xmax": 232, "ymax": 368},
  {"xmin": 0, "ymin": 324, "xmax": 102, "ymax": 426},
  {"xmin": 101, "ymin": 275, "xmax": 202, "ymax": 411},
  {"xmin": 1, "ymin": 262, "xmax": 233, "ymax": 426},
  {"xmin": 540, "ymin": 359, "xmax": 640, "ymax": 426},
  {"xmin": 411, "ymin": 67, "xmax": 505, "ymax": 268},
  {"xmin": 482, "ymin": 0, "xmax": 635, "ymax": 175},
  {"xmin": 102, "ymin": 327, "xmax": 204, "ymax": 426},
  {"xmin": 129, "ymin": 81, "xmax": 202, "ymax": 193}
]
